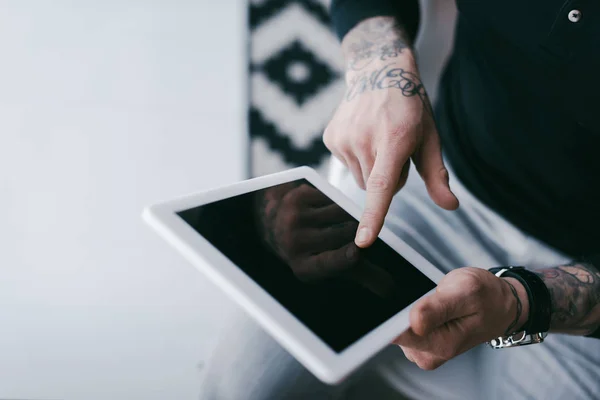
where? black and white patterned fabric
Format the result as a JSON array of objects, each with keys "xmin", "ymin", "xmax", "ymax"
[{"xmin": 249, "ymin": 0, "xmax": 345, "ymax": 176}]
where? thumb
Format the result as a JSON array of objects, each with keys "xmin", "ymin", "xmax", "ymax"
[
  {"xmin": 410, "ymin": 288, "xmax": 467, "ymax": 336},
  {"xmin": 413, "ymin": 128, "xmax": 459, "ymax": 211}
]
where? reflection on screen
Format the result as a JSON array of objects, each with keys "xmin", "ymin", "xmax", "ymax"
[{"xmin": 177, "ymin": 180, "xmax": 435, "ymax": 353}]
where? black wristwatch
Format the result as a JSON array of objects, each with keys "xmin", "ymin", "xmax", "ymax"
[{"xmin": 487, "ymin": 266, "xmax": 552, "ymax": 349}]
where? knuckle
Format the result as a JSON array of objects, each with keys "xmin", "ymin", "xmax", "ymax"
[
  {"xmin": 354, "ymin": 134, "xmax": 371, "ymax": 152},
  {"xmin": 367, "ymin": 173, "xmax": 392, "ymax": 193},
  {"xmin": 463, "ymin": 273, "xmax": 485, "ymax": 297},
  {"xmin": 336, "ymin": 137, "xmax": 353, "ymax": 153}
]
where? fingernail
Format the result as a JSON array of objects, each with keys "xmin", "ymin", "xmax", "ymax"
[{"xmin": 356, "ymin": 227, "xmax": 371, "ymax": 245}]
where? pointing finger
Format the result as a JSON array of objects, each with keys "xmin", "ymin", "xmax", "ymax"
[{"xmin": 355, "ymin": 140, "xmax": 412, "ymax": 247}]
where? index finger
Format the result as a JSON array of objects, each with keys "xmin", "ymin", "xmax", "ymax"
[{"xmin": 355, "ymin": 144, "xmax": 410, "ymax": 247}]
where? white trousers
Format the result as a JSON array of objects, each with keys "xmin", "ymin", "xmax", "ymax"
[{"xmin": 199, "ymin": 159, "xmax": 600, "ymax": 400}]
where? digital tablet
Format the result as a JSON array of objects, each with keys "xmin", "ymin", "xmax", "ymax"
[{"xmin": 142, "ymin": 166, "xmax": 443, "ymax": 384}]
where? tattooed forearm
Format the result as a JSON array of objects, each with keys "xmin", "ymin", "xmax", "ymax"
[
  {"xmin": 535, "ymin": 262, "xmax": 600, "ymax": 335},
  {"xmin": 342, "ymin": 17, "xmax": 411, "ymax": 71}
]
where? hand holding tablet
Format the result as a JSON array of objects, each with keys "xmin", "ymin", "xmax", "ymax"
[{"xmin": 143, "ymin": 167, "xmax": 444, "ymax": 383}]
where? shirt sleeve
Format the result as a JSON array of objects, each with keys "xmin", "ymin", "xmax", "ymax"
[{"xmin": 330, "ymin": 0, "xmax": 420, "ymax": 42}]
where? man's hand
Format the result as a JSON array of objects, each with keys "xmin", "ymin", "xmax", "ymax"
[
  {"xmin": 393, "ymin": 267, "xmax": 529, "ymax": 370},
  {"xmin": 324, "ymin": 17, "xmax": 458, "ymax": 248}
]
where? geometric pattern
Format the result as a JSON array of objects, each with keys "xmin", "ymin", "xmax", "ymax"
[
  {"xmin": 249, "ymin": 0, "xmax": 345, "ymax": 177},
  {"xmin": 259, "ymin": 40, "xmax": 339, "ymax": 107}
]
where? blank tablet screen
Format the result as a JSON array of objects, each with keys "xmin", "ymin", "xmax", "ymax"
[{"xmin": 177, "ymin": 179, "xmax": 435, "ymax": 353}]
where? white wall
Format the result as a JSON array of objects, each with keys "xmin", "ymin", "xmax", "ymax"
[
  {"xmin": 0, "ymin": 1, "xmax": 245, "ymax": 399},
  {"xmin": 0, "ymin": 1, "xmax": 458, "ymax": 399}
]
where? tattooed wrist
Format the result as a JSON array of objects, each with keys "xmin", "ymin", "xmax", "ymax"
[
  {"xmin": 346, "ymin": 39, "xmax": 412, "ymax": 71},
  {"xmin": 534, "ymin": 262, "xmax": 600, "ymax": 335},
  {"xmin": 342, "ymin": 17, "xmax": 413, "ymax": 72},
  {"xmin": 503, "ymin": 279, "xmax": 524, "ymax": 335},
  {"xmin": 345, "ymin": 64, "xmax": 433, "ymax": 115}
]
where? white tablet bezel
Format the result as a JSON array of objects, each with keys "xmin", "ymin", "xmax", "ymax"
[{"xmin": 142, "ymin": 166, "xmax": 444, "ymax": 384}]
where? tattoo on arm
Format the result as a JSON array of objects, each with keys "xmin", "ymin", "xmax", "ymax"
[
  {"xmin": 341, "ymin": 17, "xmax": 432, "ymax": 115},
  {"xmin": 343, "ymin": 17, "xmax": 410, "ymax": 71},
  {"xmin": 504, "ymin": 280, "xmax": 523, "ymax": 335},
  {"xmin": 535, "ymin": 262, "xmax": 600, "ymax": 335}
]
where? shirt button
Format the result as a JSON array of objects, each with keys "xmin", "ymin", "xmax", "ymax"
[{"xmin": 568, "ymin": 9, "xmax": 582, "ymax": 23}]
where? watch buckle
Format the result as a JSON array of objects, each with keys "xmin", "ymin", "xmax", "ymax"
[{"xmin": 488, "ymin": 331, "xmax": 547, "ymax": 349}]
